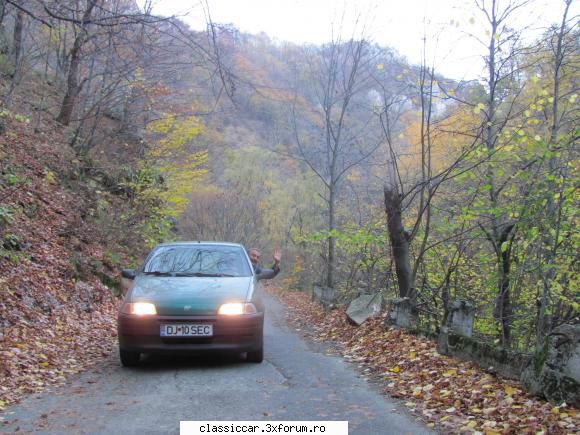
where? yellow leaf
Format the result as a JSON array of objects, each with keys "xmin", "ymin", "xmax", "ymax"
[
  {"xmin": 408, "ymin": 351, "xmax": 416, "ymax": 359},
  {"xmin": 467, "ymin": 421, "xmax": 477, "ymax": 428},
  {"xmin": 391, "ymin": 365, "xmax": 401, "ymax": 373},
  {"xmin": 504, "ymin": 385, "xmax": 517, "ymax": 395},
  {"xmin": 443, "ymin": 369, "xmax": 457, "ymax": 377},
  {"xmin": 427, "ymin": 423, "xmax": 435, "ymax": 428},
  {"xmin": 40, "ymin": 362, "xmax": 49, "ymax": 368}
]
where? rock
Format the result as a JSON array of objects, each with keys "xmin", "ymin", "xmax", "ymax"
[
  {"xmin": 437, "ymin": 300, "xmax": 476, "ymax": 354},
  {"xmin": 311, "ymin": 285, "xmax": 337, "ymax": 311},
  {"xmin": 521, "ymin": 324, "xmax": 580, "ymax": 407},
  {"xmin": 437, "ymin": 331, "xmax": 531, "ymax": 379},
  {"xmin": 385, "ymin": 297, "xmax": 417, "ymax": 329},
  {"xmin": 448, "ymin": 300, "xmax": 475, "ymax": 337},
  {"xmin": 346, "ymin": 293, "xmax": 383, "ymax": 326}
]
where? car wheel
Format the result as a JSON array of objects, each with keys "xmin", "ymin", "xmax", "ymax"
[
  {"xmin": 246, "ymin": 346, "xmax": 263, "ymax": 363},
  {"xmin": 119, "ymin": 348, "xmax": 140, "ymax": 367}
]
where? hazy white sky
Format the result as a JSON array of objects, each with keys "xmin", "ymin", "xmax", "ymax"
[{"xmin": 141, "ymin": 0, "xmax": 578, "ymax": 80}]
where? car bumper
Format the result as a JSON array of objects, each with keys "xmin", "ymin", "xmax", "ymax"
[{"xmin": 118, "ymin": 313, "xmax": 264, "ymax": 354}]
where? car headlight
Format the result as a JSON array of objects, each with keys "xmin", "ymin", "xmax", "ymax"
[
  {"xmin": 218, "ymin": 302, "xmax": 257, "ymax": 315},
  {"xmin": 123, "ymin": 302, "xmax": 157, "ymax": 315}
]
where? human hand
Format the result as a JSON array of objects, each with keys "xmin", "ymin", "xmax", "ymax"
[{"xmin": 273, "ymin": 248, "xmax": 282, "ymax": 265}]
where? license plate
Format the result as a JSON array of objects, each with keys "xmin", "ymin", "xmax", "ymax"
[{"xmin": 160, "ymin": 324, "xmax": 213, "ymax": 337}]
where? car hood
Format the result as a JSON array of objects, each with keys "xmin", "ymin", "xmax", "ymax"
[{"xmin": 129, "ymin": 275, "xmax": 254, "ymax": 316}]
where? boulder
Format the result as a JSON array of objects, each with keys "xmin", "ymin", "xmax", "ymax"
[
  {"xmin": 346, "ymin": 293, "xmax": 383, "ymax": 326},
  {"xmin": 447, "ymin": 300, "xmax": 475, "ymax": 337},
  {"xmin": 521, "ymin": 324, "xmax": 580, "ymax": 407},
  {"xmin": 311, "ymin": 285, "xmax": 337, "ymax": 311},
  {"xmin": 385, "ymin": 297, "xmax": 417, "ymax": 329}
]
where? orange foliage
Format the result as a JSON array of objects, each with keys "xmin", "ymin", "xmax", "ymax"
[{"xmin": 398, "ymin": 104, "xmax": 479, "ymax": 176}]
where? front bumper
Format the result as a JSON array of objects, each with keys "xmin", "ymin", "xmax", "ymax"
[{"xmin": 118, "ymin": 313, "xmax": 264, "ymax": 354}]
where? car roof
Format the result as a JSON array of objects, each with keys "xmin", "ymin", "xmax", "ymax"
[{"xmin": 154, "ymin": 241, "xmax": 245, "ymax": 248}]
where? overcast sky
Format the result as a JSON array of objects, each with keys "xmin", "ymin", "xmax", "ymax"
[{"xmin": 140, "ymin": 0, "xmax": 578, "ymax": 80}]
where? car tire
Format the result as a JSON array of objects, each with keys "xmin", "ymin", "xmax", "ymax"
[
  {"xmin": 119, "ymin": 349, "xmax": 140, "ymax": 367},
  {"xmin": 246, "ymin": 346, "xmax": 263, "ymax": 363}
]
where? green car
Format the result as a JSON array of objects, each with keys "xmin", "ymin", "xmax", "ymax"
[{"xmin": 117, "ymin": 242, "xmax": 264, "ymax": 366}]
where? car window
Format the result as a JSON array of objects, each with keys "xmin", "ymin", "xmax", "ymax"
[{"xmin": 144, "ymin": 245, "xmax": 252, "ymax": 277}]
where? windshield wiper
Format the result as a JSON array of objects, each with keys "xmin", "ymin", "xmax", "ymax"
[
  {"xmin": 143, "ymin": 271, "xmax": 175, "ymax": 276},
  {"xmin": 175, "ymin": 272, "xmax": 235, "ymax": 277}
]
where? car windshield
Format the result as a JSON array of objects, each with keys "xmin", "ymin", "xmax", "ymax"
[{"xmin": 144, "ymin": 245, "xmax": 252, "ymax": 277}]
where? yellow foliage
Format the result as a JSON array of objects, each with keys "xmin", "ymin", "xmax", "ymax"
[
  {"xmin": 148, "ymin": 114, "xmax": 204, "ymax": 154},
  {"xmin": 145, "ymin": 112, "xmax": 208, "ymax": 217},
  {"xmin": 399, "ymin": 104, "xmax": 479, "ymax": 177}
]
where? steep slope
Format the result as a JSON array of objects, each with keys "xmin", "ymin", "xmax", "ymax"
[{"xmin": 0, "ymin": 110, "xmax": 121, "ymax": 408}]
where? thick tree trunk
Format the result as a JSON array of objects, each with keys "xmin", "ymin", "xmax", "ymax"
[
  {"xmin": 56, "ymin": 33, "xmax": 83, "ymax": 125},
  {"xmin": 4, "ymin": 9, "xmax": 24, "ymax": 107},
  {"xmin": 384, "ymin": 185, "xmax": 414, "ymax": 299},
  {"xmin": 56, "ymin": 1, "xmax": 96, "ymax": 126},
  {"xmin": 12, "ymin": 9, "xmax": 23, "ymax": 65}
]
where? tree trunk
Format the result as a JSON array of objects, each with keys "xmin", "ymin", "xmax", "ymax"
[
  {"xmin": 326, "ymin": 184, "xmax": 335, "ymax": 288},
  {"xmin": 56, "ymin": 1, "xmax": 96, "ymax": 126},
  {"xmin": 4, "ymin": 9, "xmax": 24, "ymax": 107},
  {"xmin": 384, "ymin": 185, "xmax": 414, "ymax": 298},
  {"xmin": 536, "ymin": 0, "xmax": 572, "ymax": 350},
  {"xmin": 494, "ymin": 224, "xmax": 514, "ymax": 346},
  {"xmin": 12, "ymin": 9, "xmax": 23, "ymax": 66}
]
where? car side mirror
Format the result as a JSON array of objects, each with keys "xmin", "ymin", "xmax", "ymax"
[{"xmin": 121, "ymin": 269, "xmax": 136, "ymax": 280}]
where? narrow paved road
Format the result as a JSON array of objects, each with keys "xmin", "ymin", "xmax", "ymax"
[{"xmin": 1, "ymin": 292, "xmax": 431, "ymax": 434}]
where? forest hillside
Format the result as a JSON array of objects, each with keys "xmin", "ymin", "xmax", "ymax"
[{"xmin": 0, "ymin": 0, "xmax": 577, "ymax": 423}]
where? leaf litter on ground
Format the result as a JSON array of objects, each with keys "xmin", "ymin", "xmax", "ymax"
[{"xmin": 265, "ymin": 285, "xmax": 579, "ymax": 435}]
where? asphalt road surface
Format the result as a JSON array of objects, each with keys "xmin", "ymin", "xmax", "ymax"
[{"xmin": 1, "ymin": 292, "xmax": 432, "ymax": 435}]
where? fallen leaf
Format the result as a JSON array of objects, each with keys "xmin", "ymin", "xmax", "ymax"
[{"xmin": 504, "ymin": 385, "xmax": 517, "ymax": 396}]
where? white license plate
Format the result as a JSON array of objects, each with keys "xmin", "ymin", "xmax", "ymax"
[{"xmin": 160, "ymin": 324, "xmax": 213, "ymax": 337}]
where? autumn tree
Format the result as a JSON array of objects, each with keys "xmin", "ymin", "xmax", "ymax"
[{"xmin": 289, "ymin": 35, "xmax": 381, "ymax": 288}]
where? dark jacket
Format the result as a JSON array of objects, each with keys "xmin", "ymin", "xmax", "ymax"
[{"xmin": 253, "ymin": 263, "xmax": 280, "ymax": 280}]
